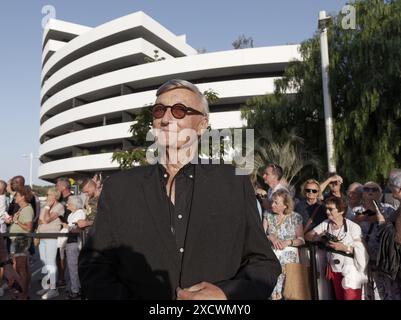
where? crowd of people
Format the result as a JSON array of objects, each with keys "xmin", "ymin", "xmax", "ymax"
[
  {"xmin": 0, "ymin": 175, "xmax": 100, "ymax": 300},
  {"xmin": 1, "ymin": 78, "xmax": 401, "ymax": 301},
  {"xmin": 254, "ymin": 164, "xmax": 401, "ymax": 300},
  {"xmin": 1, "ymin": 166, "xmax": 401, "ymax": 300}
]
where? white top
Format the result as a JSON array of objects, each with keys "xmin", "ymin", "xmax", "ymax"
[
  {"xmin": 67, "ymin": 208, "xmax": 86, "ymax": 227},
  {"xmin": 313, "ymin": 218, "xmax": 369, "ymax": 289},
  {"xmin": 0, "ymin": 194, "xmax": 7, "ymax": 214},
  {"xmin": 0, "ymin": 194, "xmax": 9, "ymax": 233},
  {"xmin": 267, "ymin": 183, "xmax": 289, "ymax": 201}
]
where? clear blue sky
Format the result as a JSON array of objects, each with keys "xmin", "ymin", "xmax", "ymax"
[{"xmin": 0, "ymin": 0, "xmax": 347, "ymax": 185}]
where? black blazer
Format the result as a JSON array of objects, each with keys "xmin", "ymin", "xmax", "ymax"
[{"xmin": 78, "ymin": 164, "xmax": 280, "ymax": 299}]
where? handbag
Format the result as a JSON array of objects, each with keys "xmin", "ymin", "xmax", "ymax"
[{"xmin": 283, "ymin": 262, "xmax": 312, "ymax": 300}]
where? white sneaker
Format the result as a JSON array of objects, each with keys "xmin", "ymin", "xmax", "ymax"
[
  {"xmin": 36, "ymin": 288, "xmax": 49, "ymax": 296},
  {"xmin": 41, "ymin": 289, "xmax": 59, "ymax": 300}
]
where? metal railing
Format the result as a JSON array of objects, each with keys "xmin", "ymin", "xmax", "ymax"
[
  {"xmin": 1, "ymin": 231, "xmax": 87, "ymax": 247},
  {"xmin": 1, "ymin": 233, "xmax": 340, "ymax": 300}
]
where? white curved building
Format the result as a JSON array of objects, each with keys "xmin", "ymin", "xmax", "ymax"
[{"xmin": 39, "ymin": 11, "xmax": 300, "ymax": 182}]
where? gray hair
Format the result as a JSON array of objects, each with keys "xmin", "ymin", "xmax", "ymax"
[
  {"xmin": 68, "ymin": 195, "xmax": 84, "ymax": 210},
  {"xmin": 389, "ymin": 172, "xmax": 401, "ymax": 189},
  {"xmin": 56, "ymin": 177, "xmax": 71, "ymax": 189},
  {"xmin": 364, "ymin": 181, "xmax": 382, "ymax": 194},
  {"xmin": 156, "ymin": 79, "xmax": 209, "ymax": 114},
  {"xmin": 347, "ymin": 182, "xmax": 363, "ymax": 194}
]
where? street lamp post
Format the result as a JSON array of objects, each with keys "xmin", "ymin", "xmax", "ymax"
[
  {"xmin": 318, "ymin": 10, "xmax": 336, "ymax": 174},
  {"xmin": 22, "ymin": 152, "xmax": 33, "ymax": 188}
]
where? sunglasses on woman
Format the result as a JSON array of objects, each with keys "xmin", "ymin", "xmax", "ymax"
[
  {"xmin": 305, "ymin": 189, "xmax": 318, "ymax": 194},
  {"xmin": 152, "ymin": 103, "xmax": 206, "ymax": 119}
]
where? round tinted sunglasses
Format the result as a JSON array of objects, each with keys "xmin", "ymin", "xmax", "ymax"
[{"xmin": 152, "ymin": 103, "xmax": 206, "ymax": 119}]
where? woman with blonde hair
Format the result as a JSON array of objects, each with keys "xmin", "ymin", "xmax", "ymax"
[
  {"xmin": 295, "ymin": 179, "xmax": 327, "ymax": 233},
  {"xmin": 263, "ymin": 190, "xmax": 304, "ymax": 299},
  {"xmin": 36, "ymin": 187, "xmax": 64, "ymax": 300}
]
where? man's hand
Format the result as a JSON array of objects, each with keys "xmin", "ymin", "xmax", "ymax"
[
  {"xmin": 176, "ymin": 282, "xmax": 227, "ymax": 300},
  {"xmin": 3, "ymin": 263, "xmax": 23, "ymax": 289}
]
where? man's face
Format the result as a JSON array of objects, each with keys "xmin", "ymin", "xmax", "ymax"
[
  {"xmin": 56, "ymin": 181, "xmax": 65, "ymax": 193},
  {"xmin": 82, "ymin": 182, "xmax": 96, "ymax": 198},
  {"xmin": 362, "ymin": 183, "xmax": 381, "ymax": 202},
  {"xmin": 347, "ymin": 185, "xmax": 362, "ymax": 204},
  {"xmin": 390, "ymin": 185, "xmax": 401, "ymax": 201},
  {"xmin": 152, "ymin": 88, "xmax": 208, "ymax": 150},
  {"xmin": 262, "ymin": 167, "xmax": 278, "ymax": 188}
]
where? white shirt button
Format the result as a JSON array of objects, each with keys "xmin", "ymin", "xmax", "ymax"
[
  {"xmin": 164, "ymin": 173, "xmax": 168, "ymax": 178},
  {"xmin": 179, "ymin": 248, "xmax": 184, "ymax": 253},
  {"xmin": 178, "ymin": 214, "xmax": 183, "ymax": 219},
  {"xmin": 189, "ymin": 174, "xmax": 193, "ymax": 179}
]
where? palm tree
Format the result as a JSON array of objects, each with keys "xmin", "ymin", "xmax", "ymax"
[{"xmin": 253, "ymin": 128, "xmax": 323, "ymax": 188}]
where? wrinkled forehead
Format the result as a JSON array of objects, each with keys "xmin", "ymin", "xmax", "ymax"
[{"xmin": 156, "ymin": 88, "xmax": 202, "ymax": 108}]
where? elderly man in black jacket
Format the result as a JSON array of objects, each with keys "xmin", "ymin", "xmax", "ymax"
[{"xmin": 78, "ymin": 79, "xmax": 280, "ymax": 300}]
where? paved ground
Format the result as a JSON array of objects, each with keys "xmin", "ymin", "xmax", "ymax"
[{"xmin": 0, "ymin": 249, "xmax": 79, "ymax": 300}]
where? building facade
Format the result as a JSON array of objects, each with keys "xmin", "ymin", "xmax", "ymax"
[{"xmin": 39, "ymin": 11, "xmax": 300, "ymax": 182}]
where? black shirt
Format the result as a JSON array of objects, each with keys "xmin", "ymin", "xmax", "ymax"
[
  {"xmin": 59, "ymin": 193, "xmax": 72, "ymax": 223},
  {"xmin": 295, "ymin": 200, "xmax": 327, "ymax": 232},
  {"xmin": 158, "ymin": 163, "xmax": 195, "ymax": 262},
  {"xmin": 59, "ymin": 193, "xmax": 77, "ymax": 243}
]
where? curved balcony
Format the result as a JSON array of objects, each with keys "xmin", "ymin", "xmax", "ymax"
[
  {"xmin": 39, "ymin": 122, "xmax": 132, "ymax": 157},
  {"xmin": 40, "ymin": 45, "xmax": 299, "ymax": 121},
  {"xmin": 41, "ymin": 38, "xmax": 172, "ymax": 101},
  {"xmin": 39, "ymin": 77, "xmax": 280, "ymax": 140},
  {"xmin": 41, "ymin": 11, "xmax": 196, "ymax": 82},
  {"xmin": 38, "ymin": 153, "xmax": 117, "ymax": 181}
]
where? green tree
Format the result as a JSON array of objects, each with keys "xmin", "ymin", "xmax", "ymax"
[
  {"xmin": 243, "ymin": 0, "xmax": 401, "ymax": 186},
  {"xmin": 232, "ymin": 35, "xmax": 254, "ymax": 49}
]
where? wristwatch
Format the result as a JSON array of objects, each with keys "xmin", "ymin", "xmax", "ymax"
[{"xmin": 0, "ymin": 258, "xmax": 13, "ymax": 267}]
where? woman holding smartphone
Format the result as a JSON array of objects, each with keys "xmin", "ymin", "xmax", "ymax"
[{"xmin": 352, "ymin": 181, "xmax": 399, "ymax": 300}]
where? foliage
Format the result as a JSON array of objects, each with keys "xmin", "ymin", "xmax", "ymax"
[
  {"xmin": 242, "ymin": 0, "xmax": 401, "ymax": 186},
  {"xmin": 232, "ymin": 35, "xmax": 254, "ymax": 49},
  {"xmin": 32, "ymin": 184, "xmax": 54, "ymax": 197}
]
